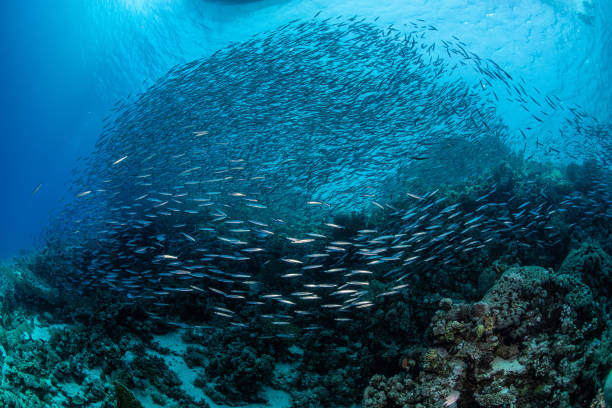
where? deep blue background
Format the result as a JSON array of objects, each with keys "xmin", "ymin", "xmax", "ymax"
[{"xmin": 0, "ymin": 1, "xmax": 100, "ymax": 257}]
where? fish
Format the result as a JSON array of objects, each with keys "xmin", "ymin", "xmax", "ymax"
[
  {"xmin": 31, "ymin": 183, "xmax": 43, "ymax": 195},
  {"xmin": 39, "ymin": 15, "xmax": 611, "ymax": 343},
  {"xmin": 112, "ymin": 155, "xmax": 128, "ymax": 165},
  {"xmin": 406, "ymin": 192, "xmax": 425, "ymax": 201},
  {"xmin": 444, "ymin": 390, "xmax": 460, "ymax": 406}
]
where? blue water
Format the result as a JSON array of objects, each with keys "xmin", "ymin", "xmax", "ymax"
[
  {"xmin": 0, "ymin": 3, "xmax": 610, "ymax": 407},
  {"xmin": 0, "ymin": 0, "xmax": 610, "ymax": 258}
]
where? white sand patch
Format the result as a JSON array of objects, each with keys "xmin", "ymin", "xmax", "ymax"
[
  {"xmin": 148, "ymin": 330, "xmax": 292, "ymax": 408},
  {"xmin": 153, "ymin": 331, "xmax": 188, "ymax": 354},
  {"xmin": 199, "ymin": 386, "xmax": 292, "ymax": 408},
  {"xmin": 257, "ymin": 387, "xmax": 292, "ymax": 408},
  {"xmin": 149, "ymin": 331, "xmax": 207, "ymax": 401},
  {"xmin": 491, "ymin": 357, "xmax": 526, "ymax": 374},
  {"xmin": 154, "ymin": 350, "xmax": 206, "ymax": 402},
  {"xmin": 29, "ymin": 323, "xmax": 69, "ymax": 341}
]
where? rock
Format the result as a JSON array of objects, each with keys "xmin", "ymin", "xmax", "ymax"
[
  {"xmin": 114, "ymin": 382, "xmax": 143, "ymax": 408},
  {"xmin": 363, "ymin": 265, "xmax": 610, "ymax": 408}
]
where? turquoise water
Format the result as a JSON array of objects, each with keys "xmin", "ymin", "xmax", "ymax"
[
  {"xmin": 0, "ymin": 1, "xmax": 610, "ymax": 407},
  {"xmin": 0, "ymin": 0, "xmax": 610, "ymax": 258}
]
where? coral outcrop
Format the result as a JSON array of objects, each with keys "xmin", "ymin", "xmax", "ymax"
[{"xmin": 364, "ymin": 262, "xmax": 611, "ymax": 408}]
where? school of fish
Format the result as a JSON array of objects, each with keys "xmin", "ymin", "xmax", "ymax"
[{"xmin": 42, "ymin": 16, "xmax": 611, "ymax": 334}]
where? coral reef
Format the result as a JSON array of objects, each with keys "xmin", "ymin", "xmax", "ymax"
[
  {"xmin": 0, "ymin": 160, "xmax": 609, "ymax": 408},
  {"xmin": 0, "ymin": 267, "xmax": 211, "ymax": 408},
  {"xmin": 364, "ymin": 261, "xmax": 611, "ymax": 407},
  {"xmin": 204, "ymin": 340, "xmax": 275, "ymax": 403}
]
